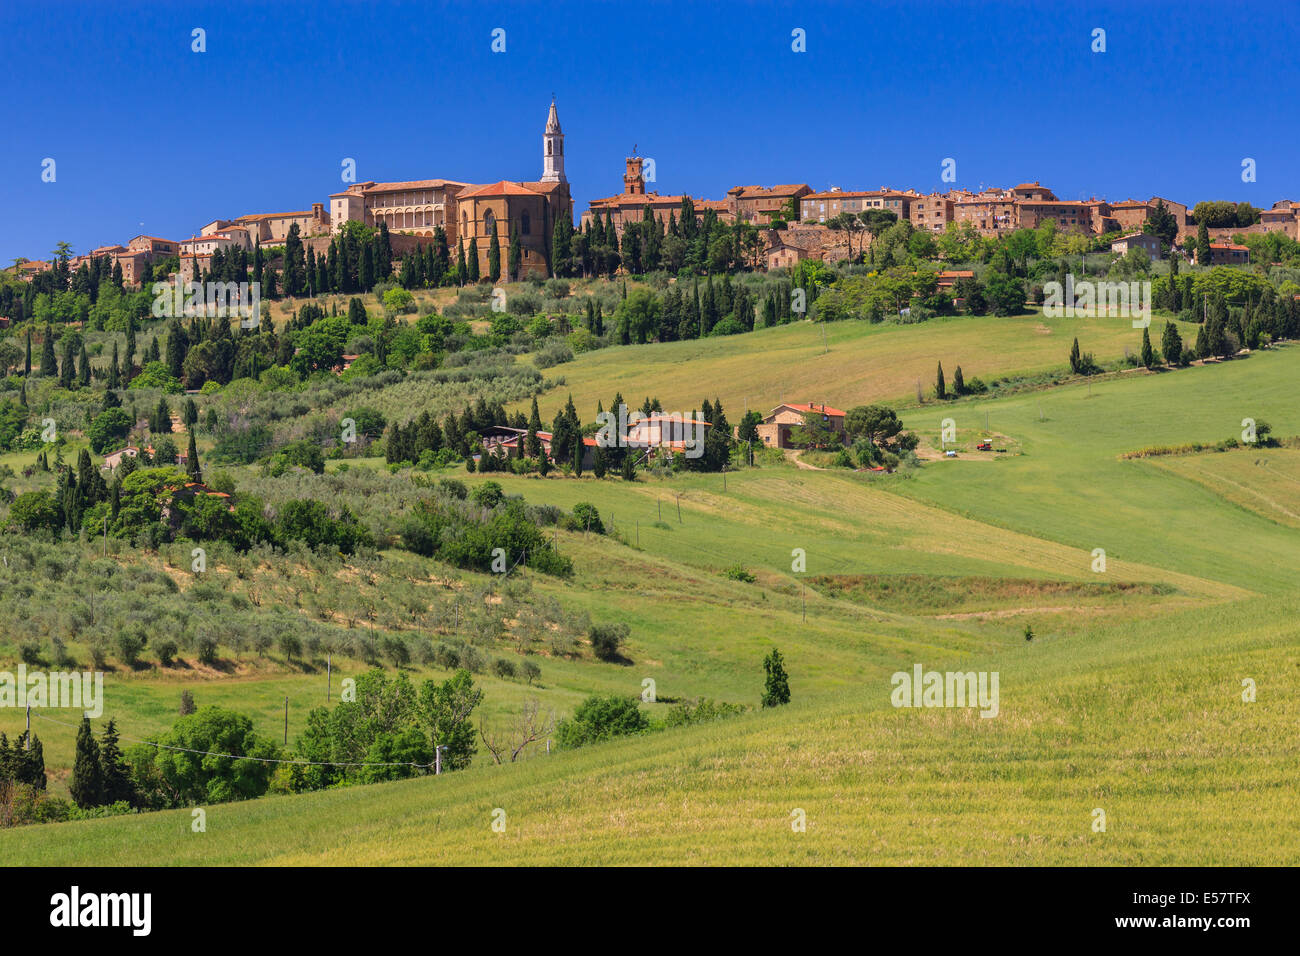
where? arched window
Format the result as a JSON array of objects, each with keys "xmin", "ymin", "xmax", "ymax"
[
  {"xmin": 484, "ymin": 209, "xmax": 496, "ymax": 234},
  {"xmin": 521, "ymin": 211, "xmax": 531, "ymax": 236},
  {"xmin": 547, "ymin": 141, "xmax": 553, "ymax": 156}
]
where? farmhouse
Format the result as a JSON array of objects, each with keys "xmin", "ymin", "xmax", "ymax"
[
  {"xmin": 482, "ymin": 427, "xmax": 598, "ymax": 470},
  {"xmin": 754, "ymin": 402, "xmax": 846, "ymax": 449},
  {"xmin": 1110, "ymin": 233, "xmax": 1162, "ymax": 257},
  {"xmin": 101, "ymin": 446, "xmax": 139, "ymax": 471},
  {"xmin": 1198, "ymin": 242, "xmax": 1249, "ymax": 266}
]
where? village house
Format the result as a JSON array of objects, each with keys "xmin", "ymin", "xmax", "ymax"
[
  {"xmin": 1110, "ymin": 196, "xmax": 1188, "ymax": 234},
  {"xmin": 725, "ymin": 184, "xmax": 812, "ymax": 224},
  {"xmin": 753, "ymin": 402, "xmax": 846, "ymax": 449},
  {"xmin": 480, "ymin": 427, "xmax": 598, "ymax": 470},
  {"xmin": 764, "ymin": 224, "xmax": 840, "ymax": 268},
  {"xmin": 1110, "ymin": 233, "xmax": 1162, "ymax": 257},
  {"xmin": 1198, "ymin": 242, "xmax": 1249, "ymax": 266},
  {"xmin": 101, "ymin": 446, "xmax": 140, "ymax": 471},
  {"xmin": 800, "ymin": 188, "xmax": 914, "ymax": 224},
  {"xmin": 908, "ymin": 192, "xmax": 955, "ymax": 232},
  {"xmin": 583, "ymin": 155, "xmax": 737, "ymax": 237}
]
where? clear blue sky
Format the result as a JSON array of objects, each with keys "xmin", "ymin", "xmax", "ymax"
[{"xmin": 3, "ymin": 0, "xmax": 1296, "ymax": 263}]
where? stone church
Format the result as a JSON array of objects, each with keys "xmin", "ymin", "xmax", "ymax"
[
  {"xmin": 328, "ymin": 101, "xmax": 573, "ymax": 279},
  {"xmin": 455, "ymin": 100, "xmax": 572, "ymax": 279}
]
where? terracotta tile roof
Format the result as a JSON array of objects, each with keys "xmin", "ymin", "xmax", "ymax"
[
  {"xmin": 362, "ymin": 179, "xmax": 469, "ymax": 193},
  {"xmin": 783, "ymin": 402, "xmax": 846, "ymax": 417},
  {"xmin": 805, "ymin": 189, "xmax": 909, "ymax": 200},
  {"xmin": 589, "ymin": 192, "xmax": 687, "ymax": 207},
  {"xmin": 235, "ymin": 211, "xmax": 318, "ymax": 221},
  {"xmin": 729, "ymin": 184, "xmax": 810, "ymax": 198},
  {"xmin": 456, "ymin": 180, "xmax": 543, "ymax": 198}
]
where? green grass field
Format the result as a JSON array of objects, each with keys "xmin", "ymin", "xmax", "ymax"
[
  {"xmin": 2, "ymin": 332, "xmax": 1296, "ymax": 866},
  {"xmin": 518, "ymin": 309, "xmax": 1200, "ymax": 418}
]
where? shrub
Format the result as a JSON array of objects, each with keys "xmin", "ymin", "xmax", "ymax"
[
  {"xmin": 382, "ymin": 636, "xmax": 411, "ymax": 667},
  {"xmin": 567, "ymin": 502, "xmax": 604, "ymax": 534},
  {"xmin": 589, "ymin": 622, "xmax": 629, "ymax": 662},
  {"xmin": 556, "ymin": 695, "xmax": 648, "ymax": 749},
  {"xmin": 155, "ymin": 638, "xmax": 178, "ymax": 666},
  {"xmin": 461, "ymin": 645, "xmax": 484, "ymax": 673},
  {"xmin": 522, "ymin": 659, "xmax": 541, "ymax": 685},
  {"xmin": 470, "ymin": 480, "xmax": 504, "ymax": 509},
  {"xmin": 533, "ymin": 339, "xmax": 574, "ymax": 369},
  {"xmin": 115, "ymin": 631, "xmax": 146, "ymax": 667},
  {"xmin": 491, "ymin": 657, "xmax": 516, "ymax": 680},
  {"xmin": 723, "ymin": 565, "xmax": 756, "ymax": 583}
]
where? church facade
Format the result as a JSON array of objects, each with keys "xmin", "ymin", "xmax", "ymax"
[
  {"xmin": 455, "ymin": 100, "xmax": 572, "ymax": 279},
  {"xmin": 328, "ymin": 100, "xmax": 572, "ymax": 280}
]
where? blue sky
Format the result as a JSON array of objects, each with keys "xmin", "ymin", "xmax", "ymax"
[{"xmin": 3, "ymin": 0, "xmax": 1296, "ymax": 264}]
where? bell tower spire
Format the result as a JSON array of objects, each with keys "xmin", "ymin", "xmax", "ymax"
[{"xmin": 541, "ymin": 98, "xmax": 565, "ymax": 184}]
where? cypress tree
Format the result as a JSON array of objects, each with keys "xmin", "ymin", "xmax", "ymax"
[
  {"xmin": 508, "ymin": 220, "xmax": 522, "ymax": 281},
  {"xmin": 69, "ymin": 716, "xmax": 105, "ymax": 809},
  {"xmin": 186, "ymin": 432, "xmax": 201, "ymax": 483},
  {"xmin": 40, "ymin": 325, "xmax": 56, "ymax": 376},
  {"xmin": 1140, "ymin": 326, "xmax": 1155, "ymax": 368},
  {"xmin": 99, "ymin": 720, "xmax": 136, "ymax": 806},
  {"xmin": 1161, "ymin": 321, "xmax": 1182, "ymax": 367},
  {"xmin": 1196, "ymin": 222, "xmax": 1211, "ymax": 267},
  {"xmin": 467, "ymin": 239, "xmax": 480, "ymax": 282},
  {"xmin": 526, "ymin": 397, "xmax": 543, "ymax": 458},
  {"xmin": 488, "ymin": 223, "xmax": 501, "ymax": 281},
  {"xmin": 935, "ymin": 361, "xmax": 946, "ymax": 399},
  {"xmin": 59, "ymin": 335, "xmax": 76, "ymax": 388},
  {"xmin": 24, "ymin": 329, "xmax": 31, "ymax": 376},
  {"xmin": 762, "ymin": 649, "xmax": 791, "ymax": 707}
]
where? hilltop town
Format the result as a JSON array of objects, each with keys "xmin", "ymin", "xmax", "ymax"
[{"xmin": 4, "ymin": 100, "xmax": 1295, "ymax": 297}]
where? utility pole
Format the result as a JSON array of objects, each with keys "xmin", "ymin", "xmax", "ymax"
[
  {"xmin": 658, "ymin": 498, "xmax": 662, "ymax": 522},
  {"xmin": 283, "ymin": 696, "xmax": 288, "ymax": 745}
]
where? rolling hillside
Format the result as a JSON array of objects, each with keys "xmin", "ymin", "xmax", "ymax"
[{"xmin": 4, "ymin": 342, "xmax": 1296, "ymax": 865}]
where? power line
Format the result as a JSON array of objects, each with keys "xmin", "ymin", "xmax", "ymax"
[{"xmin": 32, "ymin": 711, "xmax": 433, "ymax": 770}]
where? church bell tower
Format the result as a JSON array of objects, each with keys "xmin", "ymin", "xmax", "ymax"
[{"xmin": 541, "ymin": 99, "xmax": 565, "ymax": 184}]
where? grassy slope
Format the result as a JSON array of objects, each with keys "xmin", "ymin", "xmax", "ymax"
[
  {"xmin": 518, "ymin": 309, "xmax": 1200, "ymax": 418},
  {"xmin": 3, "ymin": 343, "xmax": 1297, "ymax": 864}
]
